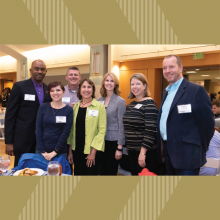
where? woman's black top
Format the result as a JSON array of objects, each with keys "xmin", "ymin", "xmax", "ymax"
[{"xmin": 75, "ymin": 107, "xmax": 87, "ymax": 153}]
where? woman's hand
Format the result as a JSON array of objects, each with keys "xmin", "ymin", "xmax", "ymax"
[
  {"xmin": 138, "ymin": 148, "xmax": 147, "ymax": 168},
  {"xmin": 86, "ymin": 148, "xmax": 97, "ymax": 167},
  {"xmin": 44, "ymin": 151, "xmax": 57, "ymax": 161},
  {"xmin": 68, "ymin": 146, "xmax": 73, "ymax": 164},
  {"xmin": 41, "ymin": 152, "xmax": 48, "ymax": 159},
  {"xmin": 115, "ymin": 144, "xmax": 123, "ymax": 160}
]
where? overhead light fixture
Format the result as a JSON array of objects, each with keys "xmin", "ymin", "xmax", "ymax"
[
  {"xmin": 186, "ymin": 71, "xmax": 196, "ymax": 73},
  {"xmin": 201, "ymin": 75, "xmax": 210, "ymax": 76},
  {"xmin": 215, "ymin": 77, "xmax": 220, "ymax": 79},
  {"xmin": 120, "ymin": 61, "xmax": 123, "ymax": 62},
  {"xmin": 195, "ymin": 69, "xmax": 200, "ymax": 71}
]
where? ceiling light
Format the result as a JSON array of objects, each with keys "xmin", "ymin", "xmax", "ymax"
[
  {"xmin": 201, "ymin": 75, "xmax": 210, "ymax": 76},
  {"xmin": 195, "ymin": 69, "xmax": 200, "ymax": 71},
  {"xmin": 186, "ymin": 71, "xmax": 196, "ymax": 73},
  {"xmin": 120, "ymin": 61, "xmax": 123, "ymax": 62}
]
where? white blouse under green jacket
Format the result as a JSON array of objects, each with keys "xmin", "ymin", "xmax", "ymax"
[{"xmin": 67, "ymin": 98, "xmax": 106, "ymax": 154}]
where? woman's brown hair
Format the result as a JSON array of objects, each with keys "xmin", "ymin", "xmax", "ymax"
[
  {"xmin": 100, "ymin": 73, "xmax": 121, "ymax": 97},
  {"xmin": 77, "ymin": 78, "xmax": 96, "ymax": 100},
  {"xmin": 128, "ymin": 73, "xmax": 151, "ymax": 99}
]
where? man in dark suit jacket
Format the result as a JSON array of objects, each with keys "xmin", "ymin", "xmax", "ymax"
[
  {"xmin": 5, "ymin": 59, "xmax": 51, "ymax": 167},
  {"xmin": 157, "ymin": 55, "xmax": 215, "ymax": 175}
]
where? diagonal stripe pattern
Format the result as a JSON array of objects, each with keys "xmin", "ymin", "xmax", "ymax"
[
  {"xmin": 117, "ymin": 176, "xmax": 182, "ymax": 220},
  {"xmin": 18, "ymin": 176, "xmax": 81, "ymax": 220},
  {"xmin": 22, "ymin": 0, "xmax": 86, "ymax": 44},
  {"xmin": 116, "ymin": 0, "xmax": 181, "ymax": 44}
]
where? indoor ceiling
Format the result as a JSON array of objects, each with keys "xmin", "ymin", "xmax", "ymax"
[
  {"xmin": 183, "ymin": 67, "xmax": 220, "ymax": 82},
  {"xmin": 0, "ymin": 44, "xmax": 54, "ymax": 57}
]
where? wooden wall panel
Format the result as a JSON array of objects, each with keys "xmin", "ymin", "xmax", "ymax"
[{"xmin": 119, "ymin": 52, "xmax": 220, "ymax": 106}]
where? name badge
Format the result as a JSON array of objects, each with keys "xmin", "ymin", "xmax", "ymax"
[
  {"xmin": 56, "ymin": 116, "xmax": 66, "ymax": 123},
  {"xmin": 134, "ymin": 104, "xmax": 143, "ymax": 109},
  {"xmin": 24, "ymin": 94, "xmax": 35, "ymax": 101},
  {"xmin": 62, "ymin": 97, "xmax": 70, "ymax": 103},
  {"xmin": 177, "ymin": 104, "xmax": 192, "ymax": 113},
  {"xmin": 88, "ymin": 110, "xmax": 98, "ymax": 117}
]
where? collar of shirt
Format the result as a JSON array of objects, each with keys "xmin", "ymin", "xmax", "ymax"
[
  {"xmin": 31, "ymin": 77, "xmax": 43, "ymax": 87},
  {"xmin": 68, "ymin": 85, "xmax": 78, "ymax": 93},
  {"xmin": 165, "ymin": 77, "xmax": 184, "ymax": 93}
]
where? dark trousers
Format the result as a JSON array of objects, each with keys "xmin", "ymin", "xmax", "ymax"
[
  {"xmin": 128, "ymin": 148, "xmax": 158, "ymax": 176},
  {"xmin": 72, "ymin": 150, "xmax": 102, "ymax": 176},
  {"xmin": 14, "ymin": 144, "xmax": 36, "ymax": 167},
  {"xmin": 101, "ymin": 140, "xmax": 119, "ymax": 176},
  {"xmin": 163, "ymin": 141, "xmax": 200, "ymax": 175}
]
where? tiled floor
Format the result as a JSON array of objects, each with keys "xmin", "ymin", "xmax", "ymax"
[{"xmin": 0, "ymin": 139, "xmax": 15, "ymax": 170}]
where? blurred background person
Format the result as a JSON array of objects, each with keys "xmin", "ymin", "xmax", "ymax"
[
  {"xmin": 98, "ymin": 73, "xmax": 126, "ymax": 175},
  {"xmin": 199, "ymin": 130, "xmax": 220, "ymax": 175},
  {"xmin": 2, "ymin": 88, "xmax": 10, "ymax": 107},
  {"xmin": 67, "ymin": 79, "xmax": 106, "ymax": 175},
  {"xmin": 35, "ymin": 81, "xmax": 73, "ymax": 161},
  {"xmin": 212, "ymin": 100, "xmax": 220, "ymax": 119},
  {"xmin": 123, "ymin": 73, "xmax": 159, "ymax": 175}
]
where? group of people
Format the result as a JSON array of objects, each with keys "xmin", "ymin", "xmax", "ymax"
[{"xmin": 4, "ymin": 54, "xmax": 217, "ymax": 176}]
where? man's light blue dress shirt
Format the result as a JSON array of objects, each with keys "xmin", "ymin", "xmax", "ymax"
[{"xmin": 160, "ymin": 78, "xmax": 184, "ymax": 141}]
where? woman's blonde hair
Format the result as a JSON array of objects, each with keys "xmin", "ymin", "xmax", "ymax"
[
  {"xmin": 128, "ymin": 73, "xmax": 151, "ymax": 99},
  {"xmin": 100, "ymin": 73, "xmax": 121, "ymax": 97}
]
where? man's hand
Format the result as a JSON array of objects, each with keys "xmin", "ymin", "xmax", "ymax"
[
  {"xmin": 5, "ymin": 144, "xmax": 14, "ymax": 156},
  {"xmin": 70, "ymin": 102, "xmax": 76, "ymax": 108}
]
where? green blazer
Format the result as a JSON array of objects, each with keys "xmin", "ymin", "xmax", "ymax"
[{"xmin": 67, "ymin": 98, "xmax": 106, "ymax": 154}]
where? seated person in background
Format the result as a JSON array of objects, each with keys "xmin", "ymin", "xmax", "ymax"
[
  {"xmin": 199, "ymin": 130, "xmax": 220, "ymax": 176},
  {"xmin": 212, "ymin": 100, "xmax": 220, "ymax": 119},
  {"xmin": 35, "ymin": 81, "xmax": 73, "ymax": 161}
]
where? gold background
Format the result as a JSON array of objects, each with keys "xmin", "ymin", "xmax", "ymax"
[{"xmin": 0, "ymin": 0, "xmax": 220, "ymax": 219}]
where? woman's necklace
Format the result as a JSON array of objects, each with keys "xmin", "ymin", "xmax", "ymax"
[
  {"xmin": 52, "ymin": 108, "xmax": 59, "ymax": 115},
  {"xmin": 82, "ymin": 99, "xmax": 92, "ymax": 107},
  {"xmin": 51, "ymin": 103, "xmax": 63, "ymax": 114}
]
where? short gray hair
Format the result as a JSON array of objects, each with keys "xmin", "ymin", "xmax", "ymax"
[{"xmin": 66, "ymin": 66, "xmax": 80, "ymax": 75}]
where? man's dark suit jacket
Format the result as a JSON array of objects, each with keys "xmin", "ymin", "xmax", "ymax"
[
  {"xmin": 5, "ymin": 78, "xmax": 51, "ymax": 153},
  {"xmin": 157, "ymin": 78, "xmax": 215, "ymax": 169}
]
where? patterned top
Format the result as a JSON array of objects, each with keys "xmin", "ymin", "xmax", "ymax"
[{"xmin": 123, "ymin": 99, "xmax": 159, "ymax": 151}]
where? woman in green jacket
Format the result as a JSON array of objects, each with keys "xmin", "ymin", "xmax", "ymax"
[{"xmin": 67, "ymin": 79, "xmax": 106, "ymax": 175}]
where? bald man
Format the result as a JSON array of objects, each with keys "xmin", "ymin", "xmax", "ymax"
[{"xmin": 5, "ymin": 60, "xmax": 51, "ymax": 166}]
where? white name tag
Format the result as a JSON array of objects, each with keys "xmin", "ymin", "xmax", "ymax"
[
  {"xmin": 62, "ymin": 97, "xmax": 70, "ymax": 103},
  {"xmin": 88, "ymin": 110, "xmax": 98, "ymax": 117},
  {"xmin": 24, "ymin": 94, "xmax": 35, "ymax": 101},
  {"xmin": 177, "ymin": 104, "xmax": 192, "ymax": 113},
  {"xmin": 56, "ymin": 116, "xmax": 66, "ymax": 123},
  {"xmin": 134, "ymin": 104, "xmax": 143, "ymax": 109}
]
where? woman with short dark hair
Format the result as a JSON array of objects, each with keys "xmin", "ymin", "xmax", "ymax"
[{"xmin": 35, "ymin": 81, "xmax": 73, "ymax": 161}]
